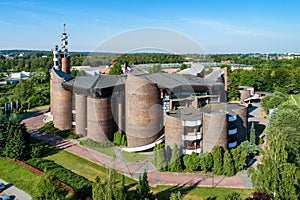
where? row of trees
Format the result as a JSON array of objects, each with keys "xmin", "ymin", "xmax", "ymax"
[
  {"xmin": 114, "ymin": 53, "xmax": 186, "ymax": 65},
  {"xmin": 153, "ymin": 143, "xmax": 252, "ymax": 176},
  {"xmin": 248, "ymin": 93, "xmax": 300, "ymax": 199}
]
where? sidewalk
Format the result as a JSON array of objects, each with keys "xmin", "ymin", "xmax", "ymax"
[{"xmin": 23, "ymin": 110, "xmax": 253, "ymax": 189}]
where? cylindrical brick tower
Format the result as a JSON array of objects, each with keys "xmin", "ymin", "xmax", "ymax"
[
  {"xmin": 202, "ymin": 113, "xmax": 228, "ymax": 152},
  {"xmin": 233, "ymin": 106, "xmax": 248, "ymax": 143},
  {"xmin": 61, "ymin": 56, "xmax": 71, "ymax": 74},
  {"xmin": 164, "ymin": 115, "xmax": 184, "ymax": 151},
  {"xmin": 51, "ymin": 69, "xmax": 73, "ymax": 130},
  {"xmin": 75, "ymin": 94, "xmax": 87, "ymax": 136},
  {"xmin": 239, "ymin": 89, "xmax": 251, "ymax": 102},
  {"xmin": 87, "ymin": 97, "xmax": 114, "ymax": 142},
  {"xmin": 125, "ymin": 75, "xmax": 163, "ymax": 147}
]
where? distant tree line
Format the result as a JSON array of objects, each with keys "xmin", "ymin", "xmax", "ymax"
[
  {"xmin": 225, "ymin": 57, "xmax": 300, "ymax": 100},
  {"xmin": 114, "ymin": 53, "xmax": 186, "ymax": 65}
]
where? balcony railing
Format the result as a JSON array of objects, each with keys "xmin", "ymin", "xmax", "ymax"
[
  {"xmin": 228, "ymin": 141, "xmax": 237, "ymax": 148},
  {"xmin": 182, "ymin": 120, "xmax": 202, "ymax": 127},
  {"xmin": 182, "ymin": 133, "xmax": 202, "ymax": 141},
  {"xmin": 228, "ymin": 128, "xmax": 237, "ymax": 135},
  {"xmin": 228, "ymin": 115, "xmax": 237, "ymax": 122},
  {"xmin": 183, "ymin": 148, "xmax": 202, "ymax": 155}
]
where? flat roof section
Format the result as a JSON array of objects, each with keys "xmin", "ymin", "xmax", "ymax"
[{"xmin": 167, "ymin": 103, "xmax": 246, "ymax": 121}]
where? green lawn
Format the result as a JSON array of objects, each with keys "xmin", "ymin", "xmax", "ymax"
[
  {"xmin": 121, "ymin": 151, "xmax": 150, "ymax": 162},
  {"xmin": 27, "ymin": 104, "xmax": 50, "ymax": 112},
  {"xmin": 152, "ymin": 185, "xmax": 253, "ymax": 200},
  {"xmin": 0, "ymin": 157, "xmax": 41, "ymax": 195}
]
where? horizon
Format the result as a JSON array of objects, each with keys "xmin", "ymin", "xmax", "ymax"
[{"xmin": 1, "ymin": 0, "xmax": 300, "ymax": 54}]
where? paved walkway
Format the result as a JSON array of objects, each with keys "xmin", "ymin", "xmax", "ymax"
[
  {"xmin": 22, "ymin": 111, "xmax": 253, "ymax": 189},
  {"xmin": 0, "ymin": 179, "xmax": 32, "ymax": 200}
]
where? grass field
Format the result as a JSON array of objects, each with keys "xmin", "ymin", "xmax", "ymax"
[
  {"xmin": 121, "ymin": 151, "xmax": 150, "ymax": 162},
  {"xmin": 152, "ymin": 185, "xmax": 253, "ymax": 200},
  {"xmin": 0, "ymin": 157, "xmax": 41, "ymax": 195}
]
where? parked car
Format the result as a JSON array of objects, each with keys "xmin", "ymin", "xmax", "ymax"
[
  {"xmin": 0, "ymin": 182, "xmax": 5, "ymax": 192},
  {"xmin": 0, "ymin": 195, "xmax": 10, "ymax": 200}
]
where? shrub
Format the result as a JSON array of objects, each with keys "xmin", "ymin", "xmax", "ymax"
[
  {"xmin": 113, "ymin": 131, "xmax": 127, "ymax": 146},
  {"xmin": 183, "ymin": 152, "xmax": 201, "ymax": 172},
  {"xmin": 200, "ymin": 152, "xmax": 213, "ymax": 172},
  {"xmin": 223, "ymin": 192, "xmax": 242, "ymax": 200},
  {"xmin": 27, "ymin": 158, "xmax": 92, "ymax": 197}
]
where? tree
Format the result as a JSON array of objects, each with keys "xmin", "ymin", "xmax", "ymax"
[
  {"xmin": 135, "ymin": 171, "xmax": 152, "ymax": 200},
  {"xmin": 13, "ymin": 79, "xmax": 35, "ymax": 111},
  {"xmin": 211, "ymin": 145, "xmax": 223, "ymax": 175},
  {"xmin": 109, "ymin": 62, "xmax": 123, "ymax": 75},
  {"xmin": 260, "ymin": 91, "xmax": 288, "ymax": 113},
  {"xmin": 248, "ymin": 129, "xmax": 300, "ymax": 199},
  {"xmin": 183, "ymin": 152, "xmax": 200, "ymax": 172},
  {"xmin": 92, "ymin": 170, "xmax": 127, "ymax": 200},
  {"xmin": 249, "ymin": 123, "xmax": 256, "ymax": 145},
  {"xmin": 231, "ymin": 146, "xmax": 247, "ymax": 172},
  {"xmin": 179, "ymin": 64, "xmax": 187, "ymax": 71},
  {"xmin": 270, "ymin": 102, "xmax": 300, "ymax": 167},
  {"xmin": 3, "ymin": 113, "xmax": 31, "ymax": 160},
  {"xmin": 32, "ymin": 173, "xmax": 66, "ymax": 200},
  {"xmin": 200, "ymin": 152, "xmax": 213, "ymax": 172},
  {"xmin": 223, "ymin": 150, "xmax": 235, "ymax": 176},
  {"xmin": 168, "ymin": 144, "xmax": 183, "ymax": 172},
  {"xmin": 240, "ymin": 141, "xmax": 259, "ymax": 157},
  {"xmin": 153, "ymin": 143, "xmax": 168, "ymax": 171}
]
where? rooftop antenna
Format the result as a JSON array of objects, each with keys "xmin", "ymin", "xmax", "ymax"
[{"xmin": 61, "ymin": 23, "xmax": 69, "ymax": 57}]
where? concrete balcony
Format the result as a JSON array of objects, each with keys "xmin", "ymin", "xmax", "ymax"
[
  {"xmin": 182, "ymin": 120, "xmax": 202, "ymax": 127},
  {"xmin": 228, "ymin": 141, "xmax": 237, "ymax": 148},
  {"xmin": 228, "ymin": 115, "xmax": 237, "ymax": 122},
  {"xmin": 183, "ymin": 148, "xmax": 202, "ymax": 155},
  {"xmin": 228, "ymin": 128, "xmax": 237, "ymax": 135},
  {"xmin": 182, "ymin": 133, "xmax": 202, "ymax": 141}
]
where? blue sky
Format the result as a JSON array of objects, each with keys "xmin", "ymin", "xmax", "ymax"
[{"xmin": 0, "ymin": 0, "xmax": 299, "ymax": 53}]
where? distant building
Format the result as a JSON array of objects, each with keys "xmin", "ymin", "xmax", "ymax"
[{"xmin": 6, "ymin": 71, "xmax": 30, "ymax": 84}]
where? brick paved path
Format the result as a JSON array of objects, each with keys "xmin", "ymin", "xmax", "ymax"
[{"xmin": 22, "ymin": 110, "xmax": 253, "ymax": 189}]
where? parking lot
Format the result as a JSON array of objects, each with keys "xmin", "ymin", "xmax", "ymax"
[{"xmin": 0, "ymin": 179, "xmax": 31, "ymax": 200}]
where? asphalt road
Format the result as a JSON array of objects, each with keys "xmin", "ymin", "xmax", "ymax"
[{"xmin": 0, "ymin": 179, "xmax": 31, "ymax": 200}]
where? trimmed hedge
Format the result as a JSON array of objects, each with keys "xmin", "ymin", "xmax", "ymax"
[{"xmin": 26, "ymin": 158, "xmax": 92, "ymax": 197}]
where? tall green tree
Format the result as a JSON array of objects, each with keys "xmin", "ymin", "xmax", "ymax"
[
  {"xmin": 248, "ymin": 129, "xmax": 300, "ymax": 199},
  {"xmin": 183, "ymin": 152, "xmax": 200, "ymax": 172},
  {"xmin": 211, "ymin": 145, "xmax": 223, "ymax": 175},
  {"xmin": 200, "ymin": 152, "xmax": 213, "ymax": 173},
  {"xmin": 32, "ymin": 173, "xmax": 66, "ymax": 200},
  {"xmin": 231, "ymin": 146, "xmax": 247, "ymax": 172},
  {"xmin": 168, "ymin": 143, "xmax": 183, "ymax": 172},
  {"xmin": 135, "ymin": 171, "xmax": 152, "ymax": 200},
  {"xmin": 271, "ymin": 102, "xmax": 300, "ymax": 167},
  {"xmin": 3, "ymin": 113, "xmax": 31, "ymax": 160},
  {"xmin": 109, "ymin": 62, "xmax": 123, "ymax": 75},
  {"xmin": 249, "ymin": 123, "xmax": 256, "ymax": 145},
  {"xmin": 92, "ymin": 169, "xmax": 126, "ymax": 200},
  {"xmin": 153, "ymin": 143, "xmax": 168, "ymax": 171},
  {"xmin": 13, "ymin": 79, "xmax": 35, "ymax": 111},
  {"xmin": 223, "ymin": 150, "xmax": 235, "ymax": 176}
]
